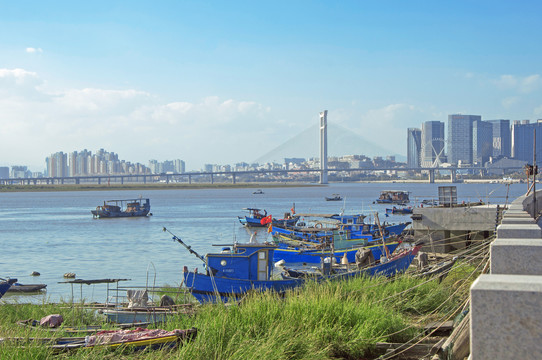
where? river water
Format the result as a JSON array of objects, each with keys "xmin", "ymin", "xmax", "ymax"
[{"xmin": 0, "ymin": 182, "xmax": 527, "ymax": 303}]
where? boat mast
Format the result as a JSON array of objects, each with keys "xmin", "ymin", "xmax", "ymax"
[
  {"xmin": 374, "ymin": 212, "xmax": 390, "ymax": 259},
  {"xmin": 163, "ymin": 227, "xmax": 208, "ymax": 266}
]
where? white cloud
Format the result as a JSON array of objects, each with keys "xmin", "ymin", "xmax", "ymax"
[
  {"xmin": 494, "ymin": 74, "xmax": 542, "ymax": 93},
  {"xmin": 0, "ymin": 68, "xmax": 276, "ymax": 170},
  {"xmin": 26, "ymin": 47, "xmax": 43, "ymax": 53}
]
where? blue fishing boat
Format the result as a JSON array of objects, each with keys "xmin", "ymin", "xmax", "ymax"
[
  {"xmin": 0, "ymin": 278, "xmax": 17, "ymax": 299},
  {"xmin": 386, "ymin": 206, "xmax": 413, "ymax": 215},
  {"xmin": 164, "ymin": 227, "xmax": 420, "ymax": 304},
  {"xmin": 181, "ymin": 241, "xmax": 421, "ymax": 303},
  {"xmin": 270, "ymin": 214, "xmax": 410, "ymax": 263},
  {"xmin": 237, "ymin": 208, "xmax": 299, "ymax": 228},
  {"xmin": 92, "ymin": 198, "xmax": 151, "ymax": 218}
]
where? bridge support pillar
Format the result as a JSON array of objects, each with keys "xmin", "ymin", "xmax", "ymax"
[
  {"xmin": 188, "ymin": 175, "xmax": 192, "ymax": 184},
  {"xmin": 450, "ymin": 171, "xmax": 457, "ymax": 183},
  {"xmin": 428, "ymin": 169, "xmax": 435, "ymax": 184},
  {"xmin": 232, "ymin": 173, "xmax": 236, "ymax": 184},
  {"xmin": 98, "ymin": 177, "xmax": 101, "ymax": 185},
  {"xmin": 210, "ymin": 174, "xmax": 214, "ymax": 184}
]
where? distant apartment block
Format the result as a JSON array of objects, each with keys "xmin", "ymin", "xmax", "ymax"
[
  {"xmin": 10, "ymin": 165, "xmax": 30, "ymax": 178},
  {"xmin": 148, "ymin": 159, "xmax": 185, "ymax": 174},
  {"xmin": 448, "ymin": 114, "xmax": 481, "ymax": 165},
  {"xmin": 46, "ymin": 149, "xmax": 151, "ymax": 177},
  {"xmin": 421, "ymin": 121, "xmax": 445, "ymax": 167}
]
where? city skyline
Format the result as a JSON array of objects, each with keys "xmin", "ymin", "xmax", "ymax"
[{"xmin": 2, "ymin": 2, "xmax": 542, "ymax": 172}]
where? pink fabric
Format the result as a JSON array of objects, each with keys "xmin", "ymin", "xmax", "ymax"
[
  {"xmin": 39, "ymin": 314, "xmax": 63, "ymax": 328},
  {"xmin": 86, "ymin": 327, "xmax": 183, "ymax": 346}
]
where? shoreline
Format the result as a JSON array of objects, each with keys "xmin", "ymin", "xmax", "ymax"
[
  {"xmin": 0, "ymin": 178, "xmax": 524, "ymax": 193},
  {"xmin": 0, "ymin": 182, "xmax": 320, "ymax": 193}
]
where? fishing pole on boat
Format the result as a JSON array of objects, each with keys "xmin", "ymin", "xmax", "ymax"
[{"xmin": 162, "ymin": 227, "xmax": 208, "ymax": 266}]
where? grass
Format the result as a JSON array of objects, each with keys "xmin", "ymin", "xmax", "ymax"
[{"xmin": 0, "ymin": 261, "xmax": 479, "ymax": 359}]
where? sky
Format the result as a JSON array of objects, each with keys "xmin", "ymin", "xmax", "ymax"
[{"xmin": 1, "ymin": 1, "xmax": 542, "ymax": 172}]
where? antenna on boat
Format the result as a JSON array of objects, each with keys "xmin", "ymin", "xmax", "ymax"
[{"xmin": 163, "ymin": 227, "xmax": 208, "ymax": 266}]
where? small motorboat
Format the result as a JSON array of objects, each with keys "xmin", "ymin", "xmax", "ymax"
[
  {"xmin": 325, "ymin": 194, "xmax": 343, "ymax": 201},
  {"xmin": 253, "ymin": 189, "xmax": 264, "ymax": 194},
  {"xmin": 238, "ymin": 208, "xmax": 299, "ymax": 228}
]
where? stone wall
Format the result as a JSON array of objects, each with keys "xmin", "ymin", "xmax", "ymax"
[{"xmin": 470, "ymin": 194, "xmax": 542, "ymax": 359}]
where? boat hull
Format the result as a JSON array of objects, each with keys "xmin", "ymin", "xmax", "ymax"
[
  {"xmin": 91, "ymin": 209, "xmax": 150, "ymax": 218},
  {"xmin": 183, "ymin": 272, "xmax": 302, "ymax": 303},
  {"xmin": 238, "ymin": 216, "xmax": 299, "ymax": 228},
  {"xmin": 7, "ymin": 283, "xmax": 47, "ymax": 293},
  {"xmin": 386, "ymin": 208, "xmax": 413, "ymax": 215}
]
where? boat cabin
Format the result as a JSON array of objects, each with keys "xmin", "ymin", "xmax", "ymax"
[
  {"xmin": 206, "ymin": 243, "xmax": 277, "ymax": 281},
  {"xmin": 242, "ymin": 208, "xmax": 267, "ymax": 219}
]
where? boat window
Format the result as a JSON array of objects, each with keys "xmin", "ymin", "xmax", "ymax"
[
  {"xmin": 258, "ymin": 251, "xmax": 266, "ymax": 259},
  {"xmin": 235, "ymin": 248, "xmax": 246, "ymax": 255},
  {"xmin": 220, "ymin": 260, "xmax": 227, "ymax": 266}
]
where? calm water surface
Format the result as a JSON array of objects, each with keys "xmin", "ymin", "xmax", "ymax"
[{"xmin": 0, "ymin": 182, "xmax": 526, "ymax": 303}]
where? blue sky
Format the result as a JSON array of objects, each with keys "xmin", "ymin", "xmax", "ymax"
[{"xmin": 1, "ymin": 1, "xmax": 542, "ymax": 171}]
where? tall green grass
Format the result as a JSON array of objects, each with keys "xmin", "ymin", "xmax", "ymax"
[{"xmin": 0, "ymin": 261, "xmax": 477, "ymax": 359}]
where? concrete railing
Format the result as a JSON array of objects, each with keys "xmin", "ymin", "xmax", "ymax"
[{"xmin": 470, "ymin": 193, "xmax": 542, "ymax": 359}]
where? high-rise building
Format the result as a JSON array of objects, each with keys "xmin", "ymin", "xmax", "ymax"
[
  {"xmin": 407, "ymin": 128, "xmax": 421, "ymax": 168},
  {"xmin": 421, "ymin": 121, "xmax": 445, "ymax": 167},
  {"xmin": 174, "ymin": 159, "xmax": 185, "ymax": 173},
  {"xmin": 487, "ymin": 120, "xmax": 511, "ymax": 158},
  {"xmin": 472, "ymin": 120, "xmax": 493, "ymax": 165},
  {"xmin": 448, "ymin": 114, "xmax": 481, "ymax": 165},
  {"xmin": 47, "ymin": 152, "xmax": 68, "ymax": 177},
  {"xmin": 511, "ymin": 120, "xmax": 542, "ymax": 163}
]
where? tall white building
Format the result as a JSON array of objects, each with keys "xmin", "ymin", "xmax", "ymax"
[{"xmin": 319, "ymin": 110, "xmax": 328, "ymax": 184}]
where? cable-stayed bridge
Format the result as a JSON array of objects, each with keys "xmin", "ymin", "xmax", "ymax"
[{"xmin": 0, "ymin": 166, "xmax": 524, "ymax": 186}]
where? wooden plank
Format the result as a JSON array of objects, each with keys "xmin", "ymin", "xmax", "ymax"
[{"xmin": 424, "ymin": 320, "xmax": 454, "ymax": 335}]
